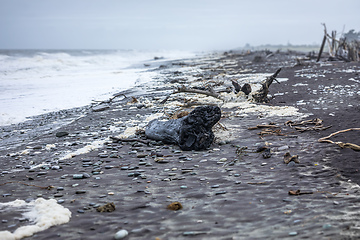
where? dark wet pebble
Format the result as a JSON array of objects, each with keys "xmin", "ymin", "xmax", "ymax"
[
  {"xmin": 76, "ymin": 190, "xmax": 87, "ymax": 194},
  {"xmin": 215, "ymin": 191, "xmax": 227, "ymax": 195},
  {"xmin": 56, "ymin": 132, "xmax": 69, "ymax": 137}
]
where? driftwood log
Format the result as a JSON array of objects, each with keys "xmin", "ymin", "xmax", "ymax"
[
  {"xmin": 145, "ymin": 105, "xmax": 221, "ymax": 151},
  {"xmin": 252, "ymin": 68, "xmax": 282, "ymax": 103}
]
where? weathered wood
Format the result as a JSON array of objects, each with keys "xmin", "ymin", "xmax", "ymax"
[
  {"xmin": 145, "ymin": 105, "xmax": 221, "ymax": 151},
  {"xmin": 252, "ymin": 68, "xmax": 281, "ymax": 103},
  {"xmin": 160, "ymin": 85, "xmax": 223, "ymax": 104},
  {"xmin": 317, "ymin": 34, "xmax": 327, "ymax": 62}
]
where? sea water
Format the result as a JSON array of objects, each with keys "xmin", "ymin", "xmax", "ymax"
[{"xmin": 0, "ymin": 49, "xmax": 195, "ymax": 126}]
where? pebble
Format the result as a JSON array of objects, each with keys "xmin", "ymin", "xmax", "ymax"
[
  {"xmin": 56, "ymin": 131, "xmax": 69, "ymax": 137},
  {"xmin": 288, "ymin": 231, "xmax": 297, "ymax": 236},
  {"xmin": 211, "ymin": 185, "xmax": 220, "ymax": 188},
  {"xmin": 76, "ymin": 190, "xmax": 87, "ymax": 194},
  {"xmin": 287, "ymin": 161, "xmax": 296, "ymax": 167},
  {"xmin": 180, "ymin": 185, "xmax": 188, "ymax": 189},
  {"xmin": 278, "ymin": 145, "xmax": 289, "ymax": 151},
  {"xmin": 73, "ymin": 174, "xmax": 84, "ymax": 179},
  {"xmin": 322, "ymin": 224, "xmax": 332, "ymax": 230},
  {"xmin": 293, "ymin": 220, "xmax": 302, "ymax": 224},
  {"xmin": 215, "ymin": 191, "xmax": 227, "ymax": 195},
  {"xmin": 83, "ymin": 173, "xmax": 91, "ymax": 178},
  {"xmin": 114, "ymin": 229, "xmax": 128, "ymax": 239}
]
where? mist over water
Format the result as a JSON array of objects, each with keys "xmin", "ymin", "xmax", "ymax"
[{"xmin": 0, "ymin": 49, "xmax": 195, "ymax": 126}]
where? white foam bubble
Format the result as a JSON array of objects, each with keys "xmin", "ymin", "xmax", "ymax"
[{"xmin": 0, "ymin": 198, "xmax": 71, "ymax": 240}]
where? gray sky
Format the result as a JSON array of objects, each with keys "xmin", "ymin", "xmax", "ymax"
[{"xmin": 1, "ymin": 0, "xmax": 359, "ymax": 51}]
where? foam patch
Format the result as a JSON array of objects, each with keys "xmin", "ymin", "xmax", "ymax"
[{"xmin": 0, "ymin": 198, "xmax": 71, "ymax": 240}]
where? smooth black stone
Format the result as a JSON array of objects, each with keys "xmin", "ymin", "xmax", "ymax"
[{"xmin": 56, "ymin": 132, "xmax": 69, "ymax": 137}]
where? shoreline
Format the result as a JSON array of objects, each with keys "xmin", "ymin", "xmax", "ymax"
[{"xmin": 1, "ymin": 50, "xmax": 360, "ymax": 239}]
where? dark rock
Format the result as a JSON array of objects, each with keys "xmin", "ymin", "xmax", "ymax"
[
  {"xmin": 231, "ymin": 80, "xmax": 241, "ymax": 93},
  {"xmin": 56, "ymin": 132, "xmax": 69, "ymax": 137},
  {"xmin": 145, "ymin": 105, "xmax": 221, "ymax": 151},
  {"xmin": 241, "ymin": 83, "xmax": 252, "ymax": 95},
  {"xmin": 262, "ymin": 148, "xmax": 272, "ymax": 159}
]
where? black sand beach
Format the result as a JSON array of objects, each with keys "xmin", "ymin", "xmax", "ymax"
[{"xmin": 1, "ymin": 50, "xmax": 360, "ymax": 239}]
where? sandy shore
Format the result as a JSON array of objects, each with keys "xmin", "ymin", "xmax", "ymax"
[{"xmin": 1, "ymin": 50, "xmax": 360, "ymax": 239}]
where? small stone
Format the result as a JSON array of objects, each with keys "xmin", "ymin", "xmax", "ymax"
[
  {"xmin": 211, "ymin": 185, "xmax": 220, "ymax": 188},
  {"xmin": 288, "ymin": 232, "xmax": 297, "ymax": 236},
  {"xmin": 180, "ymin": 185, "xmax": 188, "ymax": 189},
  {"xmin": 73, "ymin": 174, "xmax": 84, "ymax": 179},
  {"xmin": 57, "ymin": 199, "xmax": 65, "ymax": 204},
  {"xmin": 82, "ymin": 173, "xmax": 91, "ymax": 178},
  {"xmin": 56, "ymin": 132, "xmax": 69, "ymax": 137},
  {"xmin": 322, "ymin": 224, "xmax": 332, "ymax": 230},
  {"xmin": 293, "ymin": 220, "xmax": 302, "ymax": 224},
  {"xmin": 76, "ymin": 190, "xmax": 87, "ymax": 194},
  {"xmin": 333, "ymin": 201, "xmax": 340, "ymax": 205},
  {"xmin": 278, "ymin": 145, "xmax": 289, "ymax": 151},
  {"xmin": 114, "ymin": 229, "xmax": 128, "ymax": 239},
  {"xmin": 215, "ymin": 191, "xmax": 227, "ymax": 195}
]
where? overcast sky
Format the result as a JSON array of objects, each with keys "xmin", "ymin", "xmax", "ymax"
[{"xmin": 1, "ymin": 0, "xmax": 359, "ymax": 51}]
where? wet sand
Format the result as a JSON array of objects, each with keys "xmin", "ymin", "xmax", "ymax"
[{"xmin": 1, "ymin": 50, "xmax": 360, "ymax": 239}]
